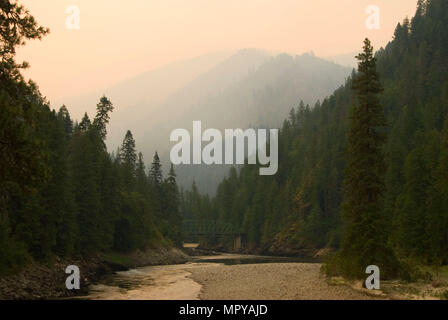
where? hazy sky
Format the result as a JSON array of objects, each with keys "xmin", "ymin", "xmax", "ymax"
[{"xmin": 17, "ymin": 0, "xmax": 418, "ymax": 103}]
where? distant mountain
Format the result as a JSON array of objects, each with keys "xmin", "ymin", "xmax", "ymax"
[
  {"xmin": 132, "ymin": 50, "xmax": 352, "ymax": 193},
  {"xmin": 100, "ymin": 49, "xmax": 271, "ymax": 156},
  {"xmin": 196, "ymin": 0, "xmax": 448, "ymax": 264},
  {"xmin": 326, "ymin": 52, "xmax": 358, "ymax": 68},
  {"xmin": 54, "ymin": 51, "xmax": 233, "ymax": 121},
  {"xmin": 61, "ymin": 48, "xmax": 352, "ymax": 194}
]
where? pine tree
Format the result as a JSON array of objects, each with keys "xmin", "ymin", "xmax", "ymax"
[
  {"xmin": 426, "ymin": 115, "xmax": 448, "ymax": 264},
  {"xmin": 331, "ymin": 39, "xmax": 400, "ymax": 279},
  {"xmin": 78, "ymin": 112, "xmax": 91, "ymax": 132},
  {"xmin": 41, "ymin": 110, "xmax": 77, "ymax": 257},
  {"xmin": 0, "ymin": 0, "xmax": 50, "ymax": 273},
  {"xmin": 136, "ymin": 152, "xmax": 147, "ymax": 195},
  {"xmin": 93, "ymin": 96, "xmax": 114, "ymax": 141},
  {"xmin": 163, "ymin": 164, "xmax": 182, "ymax": 245},
  {"xmin": 0, "ymin": 0, "xmax": 49, "ymax": 82},
  {"xmin": 70, "ymin": 125, "xmax": 103, "ymax": 253},
  {"xmin": 120, "ymin": 130, "xmax": 137, "ymax": 190},
  {"xmin": 120, "ymin": 130, "xmax": 137, "ymax": 167},
  {"xmin": 167, "ymin": 164, "xmax": 177, "ymax": 187},
  {"xmin": 57, "ymin": 105, "xmax": 73, "ymax": 141},
  {"xmin": 149, "ymin": 152, "xmax": 163, "ymax": 187},
  {"xmin": 395, "ymin": 147, "xmax": 429, "ymax": 258}
]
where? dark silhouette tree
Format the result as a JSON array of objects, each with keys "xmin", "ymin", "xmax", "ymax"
[
  {"xmin": 330, "ymin": 39, "xmax": 400, "ymax": 279},
  {"xmin": 149, "ymin": 152, "xmax": 163, "ymax": 187},
  {"xmin": 93, "ymin": 96, "xmax": 114, "ymax": 141},
  {"xmin": 120, "ymin": 130, "xmax": 137, "ymax": 190}
]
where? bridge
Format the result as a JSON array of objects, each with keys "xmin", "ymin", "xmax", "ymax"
[{"xmin": 182, "ymin": 219, "xmax": 242, "ymax": 250}]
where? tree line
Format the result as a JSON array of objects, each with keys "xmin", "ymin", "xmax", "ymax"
[
  {"xmin": 0, "ymin": 1, "xmax": 181, "ymax": 274},
  {"xmin": 182, "ymin": 0, "xmax": 448, "ymax": 278}
]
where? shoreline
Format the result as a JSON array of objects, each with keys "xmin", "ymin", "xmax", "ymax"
[
  {"xmin": 189, "ymin": 262, "xmax": 382, "ymax": 300},
  {"xmin": 3, "ymin": 251, "xmax": 445, "ymax": 300},
  {"xmin": 86, "ymin": 253, "xmax": 385, "ymax": 300},
  {"xmin": 0, "ymin": 246, "xmax": 189, "ymax": 300}
]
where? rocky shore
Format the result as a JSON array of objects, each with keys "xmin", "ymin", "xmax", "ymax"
[{"xmin": 0, "ymin": 246, "xmax": 189, "ymax": 300}]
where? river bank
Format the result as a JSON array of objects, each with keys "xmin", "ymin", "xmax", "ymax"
[
  {"xmin": 0, "ymin": 246, "xmax": 189, "ymax": 300},
  {"xmin": 4, "ymin": 251, "xmax": 446, "ymax": 300},
  {"xmin": 85, "ymin": 253, "xmax": 448, "ymax": 300},
  {"xmin": 84, "ymin": 254, "xmax": 382, "ymax": 300},
  {"xmin": 190, "ymin": 256, "xmax": 379, "ymax": 300}
]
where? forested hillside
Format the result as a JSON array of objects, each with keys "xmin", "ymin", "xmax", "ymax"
[
  {"xmin": 184, "ymin": 0, "xmax": 448, "ymax": 270},
  {"xmin": 0, "ymin": 2, "xmax": 181, "ymax": 274},
  {"xmin": 168, "ymin": 52, "xmax": 352, "ymax": 194}
]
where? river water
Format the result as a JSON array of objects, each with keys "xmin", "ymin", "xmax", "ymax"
[{"xmin": 85, "ymin": 254, "xmax": 316, "ymax": 300}]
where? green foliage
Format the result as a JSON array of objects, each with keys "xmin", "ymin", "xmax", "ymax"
[
  {"xmin": 182, "ymin": 0, "xmax": 448, "ymax": 278},
  {"xmin": 149, "ymin": 152, "xmax": 163, "ymax": 186},
  {"xmin": 162, "ymin": 164, "xmax": 182, "ymax": 245},
  {"xmin": 2, "ymin": 0, "xmax": 448, "ymax": 280},
  {"xmin": 93, "ymin": 96, "xmax": 114, "ymax": 141},
  {"xmin": 0, "ymin": 0, "xmax": 50, "ymax": 273},
  {"xmin": 0, "ymin": 0, "xmax": 182, "ymax": 274},
  {"xmin": 335, "ymin": 39, "xmax": 400, "ymax": 279},
  {"xmin": 120, "ymin": 130, "xmax": 137, "ymax": 190},
  {"xmin": 0, "ymin": 0, "xmax": 49, "ymax": 82},
  {"xmin": 0, "ymin": 219, "xmax": 29, "ymax": 274}
]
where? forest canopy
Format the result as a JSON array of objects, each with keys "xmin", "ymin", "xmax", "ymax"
[
  {"xmin": 182, "ymin": 0, "xmax": 448, "ymax": 279},
  {"xmin": 0, "ymin": 0, "xmax": 181, "ymax": 274}
]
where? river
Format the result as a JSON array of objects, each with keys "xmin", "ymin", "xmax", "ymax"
[{"xmin": 85, "ymin": 254, "xmax": 377, "ymax": 300}]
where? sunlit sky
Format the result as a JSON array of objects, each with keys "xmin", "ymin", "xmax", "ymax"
[{"xmin": 17, "ymin": 0, "xmax": 418, "ymax": 103}]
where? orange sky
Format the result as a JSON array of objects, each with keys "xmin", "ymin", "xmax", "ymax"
[{"xmin": 17, "ymin": 0, "xmax": 418, "ymax": 103}]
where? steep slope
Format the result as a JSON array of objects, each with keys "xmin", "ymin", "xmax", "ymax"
[
  {"xmin": 194, "ymin": 0, "xmax": 448, "ymax": 264},
  {"xmin": 103, "ymin": 49, "xmax": 272, "ymax": 155},
  {"xmin": 60, "ymin": 48, "xmax": 352, "ymax": 194},
  {"xmin": 139, "ymin": 51, "xmax": 351, "ymax": 193}
]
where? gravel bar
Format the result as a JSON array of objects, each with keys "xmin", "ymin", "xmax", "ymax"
[{"xmin": 190, "ymin": 263, "xmax": 383, "ymax": 300}]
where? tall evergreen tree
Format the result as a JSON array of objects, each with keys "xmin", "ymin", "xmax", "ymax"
[
  {"xmin": 70, "ymin": 125, "xmax": 104, "ymax": 253},
  {"xmin": 120, "ymin": 130, "xmax": 137, "ymax": 190},
  {"xmin": 167, "ymin": 164, "xmax": 177, "ymax": 186},
  {"xmin": 136, "ymin": 152, "xmax": 147, "ymax": 195},
  {"xmin": 149, "ymin": 152, "xmax": 163, "ymax": 187},
  {"xmin": 331, "ymin": 39, "xmax": 400, "ymax": 279},
  {"xmin": 0, "ymin": 0, "xmax": 50, "ymax": 273},
  {"xmin": 93, "ymin": 96, "xmax": 114, "ymax": 141},
  {"xmin": 426, "ymin": 115, "xmax": 448, "ymax": 264},
  {"xmin": 163, "ymin": 164, "xmax": 182, "ymax": 245},
  {"xmin": 78, "ymin": 112, "xmax": 91, "ymax": 132},
  {"xmin": 57, "ymin": 105, "xmax": 73, "ymax": 141}
]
